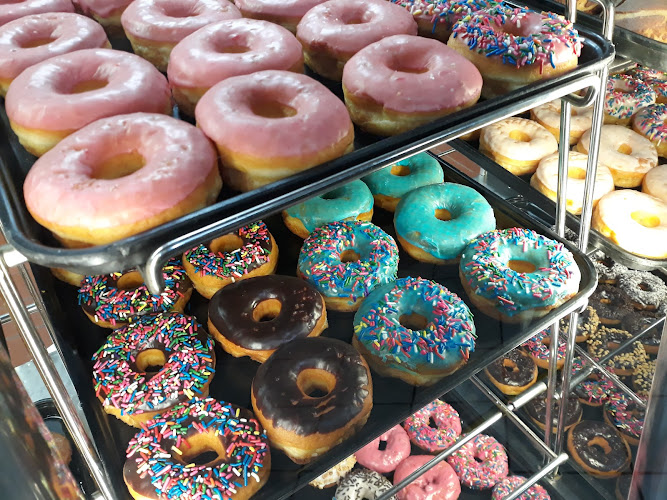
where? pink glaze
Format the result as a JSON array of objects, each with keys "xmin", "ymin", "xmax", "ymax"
[
  {"xmin": 355, "ymin": 425, "xmax": 411, "ymax": 474},
  {"xmin": 403, "ymin": 400, "xmax": 462, "ymax": 453},
  {"xmin": 394, "ymin": 455, "xmax": 461, "ymax": 500},
  {"xmin": 121, "ymin": 0, "xmax": 240, "ymax": 44},
  {"xmin": 74, "ymin": 0, "xmax": 132, "ymax": 19},
  {"xmin": 234, "ymin": 0, "xmax": 326, "ymax": 21},
  {"xmin": 447, "ymin": 434, "xmax": 508, "ymax": 490},
  {"xmin": 5, "ymin": 48, "xmax": 171, "ymax": 132},
  {"xmin": 342, "ymin": 34, "xmax": 482, "ymax": 113},
  {"xmin": 195, "ymin": 70, "xmax": 352, "ymax": 159},
  {"xmin": 0, "ymin": 13, "xmax": 108, "ymax": 83},
  {"xmin": 0, "ymin": 0, "xmax": 74, "ymax": 27},
  {"xmin": 168, "ymin": 18, "xmax": 302, "ymax": 91},
  {"xmin": 23, "ymin": 113, "xmax": 218, "ymax": 230},
  {"xmin": 296, "ymin": 0, "xmax": 417, "ymax": 57}
]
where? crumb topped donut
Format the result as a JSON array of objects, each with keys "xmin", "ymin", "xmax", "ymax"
[
  {"xmin": 587, "ymin": 326, "xmax": 647, "ymax": 376},
  {"xmin": 604, "ymin": 73, "xmax": 656, "ymax": 125},
  {"xmin": 0, "ymin": 0, "xmax": 74, "ymax": 27}
]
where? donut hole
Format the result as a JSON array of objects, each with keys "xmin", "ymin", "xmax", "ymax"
[
  {"xmin": 473, "ymin": 454, "xmax": 485, "ymax": 463},
  {"xmin": 212, "ymin": 36, "xmax": 250, "ymax": 54},
  {"xmin": 210, "ymin": 234, "xmax": 244, "ymax": 254},
  {"xmin": 587, "ymin": 436, "xmax": 612, "ymax": 455},
  {"xmin": 70, "ymin": 79, "xmax": 109, "ymax": 94},
  {"xmin": 387, "ymin": 56, "xmax": 429, "ymax": 74},
  {"xmin": 135, "ymin": 349, "xmax": 166, "ymax": 375},
  {"xmin": 617, "ymin": 143, "xmax": 633, "ymax": 155},
  {"xmin": 508, "ymin": 260, "xmax": 537, "ymax": 274},
  {"xmin": 94, "ymin": 152, "xmax": 146, "ymax": 180},
  {"xmin": 321, "ymin": 191, "xmax": 342, "ymax": 200},
  {"xmin": 250, "ymin": 96, "xmax": 297, "ymax": 119},
  {"xmin": 341, "ymin": 9, "xmax": 369, "ymax": 25},
  {"xmin": 179, "ymin": 433, "xmax": 226, "ymax": 467},
  {"xmin": 19, "ymin": 36, "xmax": 57, "ymax": 48},
  {"xmin": 502, "ymin": 358, "xmax": 519, "ymax": 373},
  {"xmin": 509, "ymin": 130, "xmax": 532, "ymax": 142},
  {"xmin": 378, "ymin": 440, "xmax": 388, "ymax": 451},
  {"xmin": 297, "ymin": 368, "xmax": 336, "ymax": 399},
  {"xmin": 340, "ymin": 249, "xmax": 361, "ymax": 263},
  {"xmin": 428, "ymin": 417, "xmax": 439, "ymax": 429},
  {"xmin": 399, "ymin": 312, "xmax": 429, "ymax": 331},
  {"xmin": 568, "ymin": 166, "xmax": 587, "ymax": 180},
  {"xmin": 116, "ymin": 271, "xmax": 144, "ymax": 290},
  {"xmin": 390, "ymin": 164, "xmax": 411, "ymax": 176},
  {"xmin": 252, "ymin": 298, "xmax": 282, "ymax": 322},
  {"xmin": 161, "ymin": 3, "xmax": 197, "ymax": 18},
  {"xmin": 631, "ymin": 211, "xmax": 660, "ymax": 228},
  {"xmin": 435, "ymin": 208, "xmax": 452, "ymax": 222}
]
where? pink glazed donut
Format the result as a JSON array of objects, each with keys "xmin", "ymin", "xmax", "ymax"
[
  {"xmin": 355, "ymin": 425, "xmax": 411, "ymax": 473},
  {"xmin": 74, "ymin": 0, "xmax": 133, "ymax": 33},
  {"xmin": 492, "ymin": 475, "xmax": 550, "ymax": 500},
  {"xmin": 447, "ymin": 434, "xmax": 509, "ymax": 489},
  {"xmin": 234, "ymin": 0, "xmax": 328, "ymax": 34},
  {"xmin": 0, "ymin": 12, "xmax": 109, "ymax": 96},
  {"xmin": 5, "ymin": 48, "xmax": 172, "ymax": 157},
  {"xmin": 394, "ymin": 455, "xmax": 461, "ymax": 500},
  {"xmin": 403, "ymin": 400, "xmax": 462, "ymax": 453},
  {"xmin": 121, "ymin": 0, "xmax": 241, "ymax": 71},
  {"xmin": 168, "ymin": 18, "xmax": 304, "ymax": 116},
  {"xmin": 0, "ymin": 0, "xmax": 74, "ymax": 27}
]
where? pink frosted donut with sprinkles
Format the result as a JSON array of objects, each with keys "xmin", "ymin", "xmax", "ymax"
[
  {"xmin": 447, "ymin": 4, "xmax": 583, "ymax": 98},
  {"xmin": 124, "ymin": 398, "xmax": 270, "ymax": 499},
  {"xmin": 571, "ymin": 357, "xmax": 614, "ymax": 407},
  {"xmin": 403, "ymin": 399, "xmax": 462, "ymax": 452},
  {"xmin": 183, "ymin": 220, "xmax": 278, "ymax": 299},
  {"xmin": 521, "ymin": 327, "xmax": 566, "ymax": 370},
  {"xmin": 447, "ymin": 433, "xmax": 508, "ymax": 489},
  {"xmin": 604, "ymin": 391, "xmax": 644, "ymax": 446},
  {"xmin": 604, "ymin": 73, "xmax": 656, "ymax": 126},
  {"xmin": 633, "ymin": 103, "xmax": 667, "ymax": 158},
  {"xmin": 92, "ymin": 312, "xmax": 215, "ymax": 427},
  {"xmin": 492, "ymin": 475, "xmax": 550, "ymax": 500}
]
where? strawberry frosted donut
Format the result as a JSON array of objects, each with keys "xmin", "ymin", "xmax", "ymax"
[
  {"xmin": 492, "ymin": 476, "xmax": 550, "ymax": 500},
  {"xmin": 296, "ymin": 0, "xmax": 417, "ymax": 81},
  {"xmin": 403, "ymin": 400, "xmax": 462, "ymax": 453},
  {"xmin": 234, "ymin": 0, "xmax": 327, "ymax": 34},
  {"xmin": 394, "ymin": 455, "xmax": 461, "ymax": 500},
  {"xmin": 343, "ymin": 34, "xmax": 482, "ymax": 136},
  {"xmin": 5, "ymin": 48, "xmax": 171, "ymax": 156},
  {"xmin": 168, "ymin": 19, "xmax": 303, "ymax": 116},
  {"xmin": 74, "ymin": 0, "xmax": 132, "ymax": 33},
  {"xmin": 355, "ymin": 425, "xmax": 410, "ymax": 473},
  {"xmin": 121, "ymin": 0, "xmax": 241, "ymax": 71},
  {"xmin": 447, "ymin": 434, "xmax": 508, "ymax": 489},
  {"xmin": 0, "ymin": 0, "xmax": 74, "ymax": 27}
]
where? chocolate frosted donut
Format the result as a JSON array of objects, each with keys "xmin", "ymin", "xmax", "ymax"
[
  {"xmin": 208, "ymin": 275, "xmax": 327, "ymax": 362},
  {"xmin": 587, "ymin": 327, "xmax": 648, "ymax": 376},
  {"xmin": 618, "ymin": 271, "xmax": 667, "ymax": 310},
  {"xmin": 622, "ymin": 311, "xmax": 662, "ymax": 354},
  {"xmin": 485, "ymin": 349, "xmax": 537, "ymax": 395},
  {"xmin": 561, "ymin": 305, "xmax": 600, "ymax": 342},
  {"xmin": 589, "ymin": 284, "xmax": 631, "ymax": 325},
  {"xmin": 525, "ymin": 391, "xmax": 582, "ymax": 432},
  {"xmin": 592, "ymin": 251, "xmax": 628, "ymax": 284},
  {"xmin": 567, "ymin": 420, "xmax": 630, "ymax": 478},
  {"xmin": 633, "ymin": 359, "xmax": 656, "ymax": 399}
]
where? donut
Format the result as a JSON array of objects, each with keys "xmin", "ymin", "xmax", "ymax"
[
  {"xmin": 309, "ymin": 455, "xmax": 357, "ymax": 489},
  {"xmin": 124, "ymin": 398, "xmax": 270, "ymax": 500},
  {"xmin": 394, "ymin": 455, "xmax": 461, "ymax": 500},
  {"xmin": 567, "ymin": 420, "xmax": 630, "ymax": 478},
  {"xmin": 355, "ymin": 425, "xmax": 410, "ymax": 473},
  {"xmin": 296, "ymin": 0, "xmax": 417, "ymax": 81},
  {"xmin": 447, "ymin": 434, "xmax": 508, "ymax": 489},
  {"xmin": 577, "ymin": 125, "xmax": 658, "ymax": 188},
  {"xmin": 50, "ymin": 433, "xmax": 72, "ymax": 465},
  {"xmin": 120, "ymin": 0, "xmax": 241, "ymax": 72},
  {"xmin": 492, "ymin": 476, "xmax": 550, "ymax": 500},
  {"xmin": 394, "ymin": 182, "xmax": 496, "ymax": 264},
  {"xmin": 633, "ymin": 103, "xmax": 667, "ymax": 158},
  {"xmin": 642, "ymin": 164, "xmax": 667, "ymax": 203},
  {"xmin": 525, "ymin": 390, "xmax": 582, "ymax": 432},
  {"xmin": 603, "ymin": 74, "xmax": 655, "ymax": 125},
  {"xmin": 51, "ymin": 267, "xmax": 86, "ymax": 286},
  {"xmin": 342, "ymin": 34, "xmax": 482, "ymax": 136},
  {"xmin": 5, "ymin": 48, "xmax": 172, "ymax": 157},
  {"xmin": 233, "ymin": 0, "xmax": 327, "ymax": 34},
  {"xmin": 633, "ymin": 359, "xmax": 656, "ymax": 399},
  {"xmin": 520, "ymin": 328, "xmax": 566, "ymax": 370},
  {"xmin": 589, "ymin": 284, "xmax": 631, "ymax": 326},
  {"xmin": 282, "ymin": 179, "xmax": 374, "ymax": 239},
  {"xmin": 530, "ymin": 151, "xmax": 615, "ymax": 215},
  {"xmin": 616, "ymin": 474, "xmax": 632, "ymax": 500},
  {"xmin": 622, "ymin": 311, "xmax": 662, "ymax": 355},
  {"xmin": 604, "ymin": 391, "xmax": 645, "ymax": 446},
  {"xmin": 251, "ymin": 337, "xmax": 372, "ymax": 464},
  {"xmin": 591, "ymin": 251, "xmax": 628, "ymax": 285},
  {"xmin": 592, "ymin": 190, "xmax": 667, "ymax": 259},
  {"xmin": 353, "ymin": 276, "xmax": 476, "ymax": 386},
  {"xmin": 335, "ymin": 469, "xmax": 396, "ymax": 500},
  {"xmin": 168, "ymin": 19, "xmax": 303, "ymax": 117},
  {"xmin": 480, "ymin": 118, "xmax": 559, "ymax": 176},
  {"xmin": 618, "ymin": 270, "xmax": 667, "ymax": 310},
  {"xmin": 587, "ymin": 326, "xmax": 648, "ymax": 376},
  {"xmin": 208, "ymin": 275, "xmax": 328, "ymax": 363},
  {"xmin": 630, "ymin": 66, "xmax": 667, "ymax": 104},
  {"xmin": 530, "ymin": 100, "xmax": 593, "ymax": 145},
  {"xmin": 559, "ymin": 305, "xmax": 600, "ymax": 343},
  {"xmin": 297, "ymin": 220, "xmax": 399, "ymax": 312},
  {"xmin": 196, "ymin": 70, "xmax": 354, "ymax": 192},
  {"xmin": 403, "ymin": 399, "xmax": 462, "ymax": 453},
  {"xmin": 571, "ymin": 358, "xmax": 615, "ymax": 407},
  {"xmin": 0, "ymin": 0, "xmax": 74, "ymax": 27},
  {"xmin": 92, "ymin": 312, "xmax": 215, "ymax": 427},
  {"xmin": 78, "ymin": 259, "xmax": 193, "ymax": 329},
  {"xmin": 362, "ymin": 153, "xmax": 444, "ymax": 212},
  {"xmin": 23, "ymin": 113, "xmax": 221, "ymax": 247},
  {"xmin": 447, "ymin": 4, "xmax": 582, "ymax": 98},
  {"xmin": 182, "ymin": 221, "xmax": 278, "ymax": 299},
  {"xmin": 0, "ymin": 12, "xmax": 109, "ymax": 96},
  {"xmin": 459, "ymin": 228, "xmax": 581, "ymax": 323},
  {"xmin": 485, "ymin": 349, "xmax": 538, "ymax": 395},
  {"xmin": 74, "ymin": 0, "xmax": 132, "ymax": 34}
]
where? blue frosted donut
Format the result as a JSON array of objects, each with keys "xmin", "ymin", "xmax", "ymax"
[
  {"xmin": 394, "ymin": 183, "xmax": 495, "ymax": 263},
  {"xmin": 297, "ymin": 220, "xmax": 399, "ymax": 311},
  {"xmin": 362, "ymin": 153, "xmax": 444, "ymax": 211},
  {"xmin": 283, "ymin": 179, "xmax": 374, "ymax": 238},
  {"xmin": 459, "ymin": 228, "xmax": 581, "ymax": 323},
  {"xmin": 353, "ymin": 276, "xmax": 476, "ymax": 385}
]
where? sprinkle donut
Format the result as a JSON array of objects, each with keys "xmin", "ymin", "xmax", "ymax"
[
  {"xmin": 492, "ymin": 475, "xmax": 550, "ymax": 500},
  {"xmin": 447, "ymin": 433, "xmax": 509, "ymax": 489},
  {"xmin": 571, "ymin": 357, "xmax": 615, "ymax": 407},
  {"xmin": 618, "ymin": 270, "xmax": 667, "ymax": 310},
  {"xmin": 335, "ymin": 468, "xmax": 396, "ymax": 500},
  {"xmin": 633, "ymin": 103, "xmax": 667, "ymax": 158},
  {"xmin": 394, "ymin": 455, "xmax": 461, "ymax": 500},
  {"xmin": 403, "ymin": 399, "xmax": 462, "ymax": 452},
  {"xmin": 355, "ymin": 425, "xmax": 410, "ymax": 473},
  {"xmin": 521, "ymin": 327, "xmax": 566, "ymax": 370},
  {"xmin": 631, "ymin": 67, "xmax": 667, "ymax": 104},
  {"xmin": 603, "ymin": 73, "xmax": 656, "ymax": 125},
  {"xmin": 604, "ymin": 391, "xmax": 645, "ymax": 446}
]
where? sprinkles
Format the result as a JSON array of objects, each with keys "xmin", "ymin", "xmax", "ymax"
[
  {"xmin": 571, "ymin": 357, "xmax": 615, "ymax": 406},
  {"xmin": 521, "ymin": 327, "xmax": 566, "ymax": 364},
  {"xmin": 633, "ymin": 103, "xmax": 667, "ymax": 146},
  {"xmin": 605, "ymin": 391, "xmax": 645, "ymax": 440},
  {"xmin": 491, "ymin": 475, "xmax": 550, "ymax": 500},
  {"xmin": 447, "ymin": 433, "xmax": 508, "ymax": 489},
  {"xmin": 390, "ymin": 0, "xmax": 497, "ymax": 33},
  {"xmin": 403, "ymin": 399, "xmax": 462, "ymax": 452},
  {"xmin": 604, "ymin": 74, "xmax": 655, "ymax": 121}
]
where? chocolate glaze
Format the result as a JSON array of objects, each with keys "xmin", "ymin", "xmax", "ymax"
[
  {"xmin": 622, "ymin": 311, "xmax": 662, "ymax": 347},
  {"xmin": 526, "ymin": 392, "xmax": 582, "ymax": 429},
  {"xmin": 252, "ymin": 337, "xmax": 372, "ymax": 436},
  {"xmin": 589, "ymin": 284, "xmax": 631, "ymax": 322},
  {"xmin": 209, "ymin": 275, "xmax": 325, "ymax": 350},
  {"xmin": 569, "ymin": 420, "xmax": 629, "ymax": 473},
  {"xmin": 486, "ymin": 350, "xmax": 536, "ymax": 388}
]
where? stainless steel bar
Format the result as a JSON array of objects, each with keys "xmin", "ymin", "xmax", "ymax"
[
  {"xmin": 1, "ymin": 303, "xmax": 37, "ymax": 324},
  {"xmin": 544, "ymin": 322, "xmax": 561, "ymax": 448},
  {"xmin": 504, "ymin": 453, "xmax": 569, "ymax": 500},
  {"xmin": 0, "ymin": 246, "xmax": 27, "ymax": 267},
  {"xmin": 563, "ymin": 86, "xmax": 597, "ymax": 107},
  {"xmin": 554, "ymin": 311, "xmax": 580, "ymax": 454}
]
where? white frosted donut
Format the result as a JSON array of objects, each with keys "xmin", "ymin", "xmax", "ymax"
[
  {"xmin": 530, "ymin": 99, "xmax": 593, "ymax": 144},
  {"xmin": 643, "ymin": 165, "xmax": 667, "ymax": 203}
]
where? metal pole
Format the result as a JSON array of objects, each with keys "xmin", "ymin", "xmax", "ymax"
[{"xmin": 504, "ymin": 453, "xmax": 569, "ymax": 500}]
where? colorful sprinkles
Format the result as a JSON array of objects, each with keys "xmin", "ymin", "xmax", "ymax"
[
  {"xmin": 571, "ymin": 357, "xmax": 615, "ymax": 406},
  {"xmin": 521, "ymin": 327, "xmax": 566, "ymax": 363},
  {"xmin": 604, "ymin": 74, "xmax": 655, "ymax": 120},
  {"xmin": 403, "ymin": 399, "xmax": 462, "ymax": 452},
  {"xmin": 491, "ymin": 475, "xmax": 550, "ymax": 500},
  {"xmin": 447, "ymin": 433, "xmax": 509, "ymax": 489},
  {"xmin": 633, "ymin": 103, "xmax": 667, "ymax": 146},
  {"xmin": 605, "ymin": 391, "xmax": 644, "ymax": 440},
  {"xmin": 390, "ymin": 0, "xmax": 497, "ymax": 33}
]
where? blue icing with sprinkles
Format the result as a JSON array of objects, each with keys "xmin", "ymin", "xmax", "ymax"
[{"xmin": 362, "ymin": 152, "xmax": 444, "ymax": 201}]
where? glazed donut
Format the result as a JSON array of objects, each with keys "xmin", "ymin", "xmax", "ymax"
[
  {"xmin": 571, "ymin": 358, "xmax": 615, "ymax": 407},
  {"xmin": 592, "ymin": 190, "xmax": 667, "ymax": 259},
  {"xmin": 394, "ymin": 183, "xmax": 496, "ymax": 264},
  {"xmin": 168, "ymin": 19, "xmax": 303, "ymax": 116},
  {"xmin": 0, "ymin": 0, "xmax": 74, "ymax": 26},
  {"xmin": 6, "ymin": 48, "xmax": 172, "ymax": 157},
  {"xmin": 618, "ymin": 270, "xmax": 667, "ymax": 310},
  {"xmin": 196, "ymin": 70, "xmax": 354, "ymax": 192},
  {"xmin": 603, "ymin": 74, "xmax": 655, "ymax": 125},
  {"xmin": 559, "ymin": 305, "xmax": 600, "ymax": 343},
  {"xmin": 589, "ymin": 284, "xmax": 632, "ymax": 326},
  {"xmin": 587, "ymin": 326, "xmax": 647, "ymax": 376},
  {"xmin": 577, "ymin": 125, "xmax": 657, "ymax": 188},
  {"xmin": 403, "ymin": 399, "xmax": 462, "ymax": 453},
  {"xmin": 120, "ymin": 0, "xmax": 241, "ymax": 72},
  {"xmin": 530, "ymin": 100, "xmax": 593, "ymax": 145},
  {"xmin": 394, "ymin": 455, "xmax": 461, "ymax": 500},
  {"xmin": 567, "ymin": 420, "xmax": 630, "ymax": 478},
  {"xmin": 234, "ymin": 0, "xmax": 327, "ymax": 34},
  {"xmin": 282, "ymin": 180, "xmax": 374, "ymax": 239},
  {"xmin": 353, "ymin": 276, "xmax": 476, "ymax": 386},
  {"xmin": 124, "ymin": 398, "xmax": 270, "ymax": 500},
  {"xmin": 622, "ymin": 311, "xmax": 662, "ymax": 355},
  {"xmin": 0, "ymin": 12, "xmax": 109, "ymax": 96},
  {"xmin": 485, "ymin": 349, "xmax": 537, "ymax": 395},
  {"xmin": 74, "ymin": 0, "xmax": 132, "ymax": 34},
  {"xmin": 591, "ymin": 251, "xmax": 629, "ymax": 285},
  {"xmin": 251, "ymin": 337, "xmax": 373, "ymax": 464},
  {"xmin": 459, "ymin": 228, "xmax": 581, "ymax": 323},
  {"xmin": 78, "ymin": 259, "xmax": 193, "ymax": 329},
  {"xmin": 521, "ymin": 328, "xmax": 566, "ymax": 370},
  {"xmin": 492, "ymin": 476, "xmax": 550, "ymax": 500},
  {"xmin": 525, "ymin": 390, "xmax": 582, "ymax": 433},
  {"xmin": 604, "ymin": 392, "xmax": 645, "ymax": 446},
  {"xmin": 642, "ymin": 164, "xmax": 667, "ymax": 203},
  {"xmin": 343, "ymin": 34, "xmax": 482, "ymax": 136},
  {"xmin": 480, "ymin": 118, "xmax": 558, "ymax": 176},
  {"xmin": 447, "ymin": 434, "xmax": 508, "ymax": 489},
  {"xmin": 309, "ymin": 455, "xmax": 357, "ymax": 489},
  {"xmin": 208, "ymin": 275, "xmax": 328, "ymax": 363},
  {"xmin": 530, "ymin": 152, "xmax": 615, "ymax": 215},
  {"xmin": 448, "ymin": 4, "xmax": 582, "ymax": 98},
  {"xmin": 633, "ymin": 359, "xmax": 656, "ymax": 399},
  {"xmin": 297, "ymin": 220, "xmax": 399, "ymax": 312},
  {"xmin": 92, "ymin": 313, "xmax": 215, "ymax": 427},
  {"xmin": 362, "ymin": 152, "xmax": 444, "ymax": 212},
  {"xmin": 183, "ymin": 221, "xmax": 278, "ymax": 299},
  {"xmin": 355, "ymin": 425, "xmax": 410, "ymax": 473},
  {"xmin": 296, "ymin": 0, "xmax": 417, "ymax": 81},
  {"xmin": 335, "ymin": 469, "xmax": 396, "ymax": 500},
  {"xmin": 633, "ymin": 103, "xmax": 667, "ymax": 158},
  {"xmin": 23, "ymin": 113, "xmax": 221, "ymax": 247}
]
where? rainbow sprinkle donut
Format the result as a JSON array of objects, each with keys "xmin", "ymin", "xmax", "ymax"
[
  {"xmin": 630, "ymin": 66, "xmax": 667, "ymax": 104},
  {"xmin": 492, "ymin": 475, "xmax": 550, "ymax": 500},
  {"xmin": 633, "ymin": 103, "xmax": 667, "ymax": 158},
  {"xmin": 403, "ymin": 399, "xmax": 462, "ymax": 452},
  {"xmin": 604, "ymin": 391, "xmax": 644, "ymax": 446},
  {"xmin": 521, "ymin": 327, "xmax": 566, "ymax": 370},
  {"xmin": 604, "ymin": 74, "xmax": 655, "ymax": 126},
  {"xmin": 447, "ymin": 433, "xmax": 508, "ymax": 489},
  {"xmin": 571, "ymin": 357, "xmax": 614, "ymax": 407}
]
